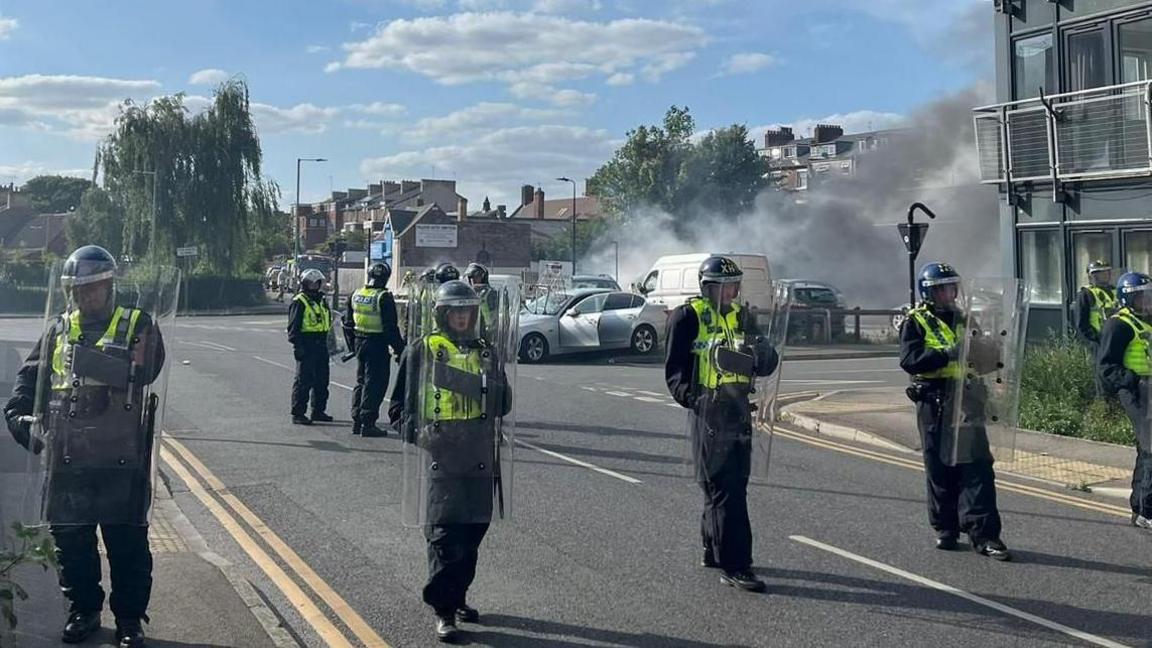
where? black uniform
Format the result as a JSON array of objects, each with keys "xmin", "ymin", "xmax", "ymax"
[
  {"xmin": 5, "ymin": 311, "xmax": 165, "ymax": 623},
  {"xmin": 343, "ymin": 291, "xmax": 405, "ymax": 428},
  {"xmin": 388, "ymin": 339, "xmax": 512, "ymax": 618},
  {"xmin": 1096, "ymin": 316, "xmax": 1152, "ymax": 519},
  {"xmin": 288, "ymin": 292, "xmax": 331, "ymax": 418},
  {"xmin": 664, "ymin": 302, "xmax": 778, "ymax": 572},
  {"xmin": 899, "ymin": 307, "xmax": 1002, "ymax": 544}
]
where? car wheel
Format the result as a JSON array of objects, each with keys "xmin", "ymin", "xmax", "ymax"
[
  {"xmin": 891, "ymin": 311, "xmax": 907, "ymax": 332},
  {"xmin": 520, "ymin": 333, "xmax": 549, "ymax": 363},
  {"xmin": 630, "ymin": 325, "xmax": 657, "ymax": 355}
]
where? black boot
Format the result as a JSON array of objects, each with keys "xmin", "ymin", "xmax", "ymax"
[
  {"xmin": 456, "ymin": 603, "xmax": 480, "ymax": 623},
  {"xmin": 291, "ymin": 414, "xmax": 312, "ymax": 425},
  {"xmin": 719, "ymin": 569, "xmax": 767, "ymax": 593},
  {"xmin": 361, "ymin": 424, "xmax": 388, "ymax": 438},
  {"xmin": 700, "ymin": 547, "xmax": 718, "ymax": 568},
  {"xmin": 116, "ymin": 618, "xmax": 146, "ymax": 647},
  {"xmin": 973, "ymin": 539, "xmax": 1012, "ymax": 561},
  {"xmin": 61, "ymin": 611, "xmax": 101, "ymax": 644},
  {"xmin": 352, "ymin": 420, "xmax": 362, "ymax": 435},
  {"xmin": 311, "ymin": 411, "xmax": 334, "ymax": 423},
  {"xmin": 935, "ymin": 532, "xmax": 959, "ymax": 551},
  {"xmin": 435, "ymin": 615, "xmax": 459, "ymax": 643}
]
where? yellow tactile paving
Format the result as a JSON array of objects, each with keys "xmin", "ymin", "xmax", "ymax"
[{"xmin": 999, "ymin": 450, "xmax": 1130, "ymax": 488}]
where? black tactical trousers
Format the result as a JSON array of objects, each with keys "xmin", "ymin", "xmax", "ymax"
[
  {"xmin": 699, "ymin": 466, "xmax": 753, "ymax": 571},
  {"xmin": 351, "ymin": 337, "xmax": 391, "ymax": 426},
  {"xmin": 915, "ymin": 400, "xmax": 1003, "ymax": 544},
  {"xmin": 291, "ymin": 342, "xmax": 330, "ymax": 417},
  {"xmin": 1117, "ymin": 387, "xmax": 1152, "ymax": 517},
  {"xmin": 423, "ymin": 523, "xmax": 489, "ymax": 617},
  {"xmin": 50, "ymin": 524, "xmax": 152, "ymax": 620}
]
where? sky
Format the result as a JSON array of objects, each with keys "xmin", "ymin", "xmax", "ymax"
[{"xmin": 0, "ymin": 0, "xmax": 991, "ymax": 208}]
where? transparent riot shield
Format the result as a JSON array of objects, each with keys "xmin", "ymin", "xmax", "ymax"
[
  {"xmin": 401, "ymin": 283, "xmax": 516, "ymax": 527},
  {"xmin": 946, "ymin": 278, "xmax": 1030, "ymax": 466},
  {"xmin": 327, "ymin": 309, "xmax": 347, "ymax": 358},
  {"xmin": 29, "ymin": 261, "xmax": 181, "ymax": 526},
  {"xmin": 1, "ymin": 340, "xmax": 39, "ymax": 535},
  {"xmin": 683, "ymin": 283, "xmax": 791, "ymax": 484}
]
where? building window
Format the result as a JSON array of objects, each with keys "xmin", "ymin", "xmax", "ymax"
[
  {"xmin": 1019, "ymin": 229, "xmax": 1063, "ymax": 305},
  {"xmin": 1066, "ymin": 28, "xmax": 1108, "ymax": 92},
  {"xmin": 1070, "ymin": 230, "xmax": 1113, "ymax": 287},
  {"xmin": 1119, "ymin": 18, "xmax": 1152, "ymax": 82},
  {"xmin": 1124, "ymin": 230, "xmax": 1152, "ymax": 273},
  {"xmin": 1014, "ymin": 33, "xmax": 1054, "ymax": 100}
]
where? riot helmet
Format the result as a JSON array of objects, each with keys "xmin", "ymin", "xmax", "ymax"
[
  {"xmin": 300, "ymin": 268, "xmax": 325, "ymax": 294},
  {"xmin": 698, "ymin": 255, "xmax": 742, "ymax": 307},
  {"xmin": 367, "ymin": 262, "xmax": 391, "ymax": 289},
  {"xmin": 464, "ymin": 262, "xmax": 489, "ymax": 288},
  {"xmin": 434, "ymin": 280, "xmax": 480, "ymax": 341},
  {"xmin": 917, "ymin": 262, "xmax": 961, "ymax": 309},
  {"xmin": 61, "ymin": 245, "xmax": 117, "ymax": 317},
  {"xmin": 434, "ymin": 262, "xmax": 460, "ymax": 284},
  {"xmin": 1087, "ymin": 259, "xmax": 1113, "ymax": 287},
  {"xmin": 1117, "ymin": 272, "xmax": 1152, "ymax": 315},
  {"xmin": 419, "ymin": 267, "xmax": 437, "ymax": 284}
]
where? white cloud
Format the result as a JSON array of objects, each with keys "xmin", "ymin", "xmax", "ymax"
[
  {"xmin": 719, "ymin": 52, "xmax": 776, "ymax": 76},
  {"xmin": 532, "ymin": 0, "xmax": 602, "ymax": 13},
  {"xmin": 605, "ymin": 72, "xmax": 634, "ymax": 86},
  {"xmin": 406, "ymin": 101, "xmax": 565, "ymax": 140},
  {"xmin": 361, "ymin": 124, "xmax": 617, "ymax": 205},
  {"xmin": 188, "ymin": 68, "xmax": 230, "ymax": 86},
  {"xmin": 250, "ymin": 102, "xmax": 341, "ymax": 134},
  {"xmin": 0, "ymin": 74, "xmax": 162, "ymax": 140},
  {"xmin": 750, "ymin": 109, "xmax": 907, "ymax": 142},
  {"xmin": 0, "ymin": 162, "xmax": 91, "ymax": 185},
  {"xmin": 327, "ymin": 12, "xmax": 706, "ymax": 99},
  {"xmin": 0, "ymin": 16, "xmax": 17, "ymax": 40},
  {"xmin": 350, "ymin": 101, "xmax": 407, "ymax": 116},
  {"xmin": 306, "ymin": 44, "xmax": 330, "ymax": 54},
  {"xmin": 458, "ymin": 0, "xmax": 506, "ymax": 8},
  {"xmin": 508, "ymin": 82, "xmax": 596, "ymax": 107}
]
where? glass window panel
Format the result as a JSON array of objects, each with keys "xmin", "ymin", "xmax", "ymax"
[
  {"xmin": 1066, "ymin": 29, "xmax": 1108, "ymax": 92},
  {"xmin": 1019, "ymin": 229, "xmax": 1063, "ymax": 304},
  {"xmin": 1119, "ymin": 18, "xmax": 1152, "ymax": 83},
  {"xmin": 1124, "ymin": 230, "xmax": 1152, "ymax": 274},
  {"xmin": 1014, "ymin": 33, "xmax": 1054, "ymax": 100},
  {"xmin": 1070, "ymin": 231, "xmax": 1113, "ymax": 288}
]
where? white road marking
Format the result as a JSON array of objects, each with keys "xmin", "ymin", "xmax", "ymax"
[
  {"xmin": 199, "ymin": 340, "xmax": 237, "ymax": 352},
  {"xmin": 637, "ymin": 390, "xmax": 664, "ymax": 397},
  {"xmin": 580, "ymin": 386, "xmax": 598, "ymax": 392},
  {"xmin": 633, "ymin": 396, "xmax": 665, "ymax": 403},
  {"xmin": 790, "ymin": 535, "xmax": 1131, "ymax": 648},
  {"xmin": 666, "ymin": 403, "xmax": 681, "ymax": 408},
  {"xmin": 515, "ymin": 439, "xmax": 642, "ymax": 484},
  {"xmin": 605, "ymin": 391, "xmax": 632, "ymax": 397}
]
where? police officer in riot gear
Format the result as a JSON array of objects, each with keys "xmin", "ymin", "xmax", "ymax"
[
  {"xmin": 388, "ymin": 280, "xmax": 512, "ymax": 642},
  {"xmin": 343, "ymin": 262, "xmax": 405, "ymax": 437},
  {"xmin": 3, "ymin": 245, "xmax": 165, "ymax": 647},
  {"xmin": 665, "ymin": 255, "xmax": 778, "ymax": 593},
  {"xmin": 288, "ymin": 268, "xmax": 333, "ymax": 425},
  {"xmin": 464, "ymin": 263, "xmax": 500, "ymax": 337},
  {"xmin": 1075, "ymin": 259, "xmax": 1118, "ymax": 351},
  {"xmin": 900, "ymin": 262, "xmax": 1009, "ymax": 560},
  {"xmin": 434, "ymin": 262, "xmax": 460, "ymax": 285},
  {"xmin": 1096, "ymin": 271, "xmax": 1152, "ymax": 531}
]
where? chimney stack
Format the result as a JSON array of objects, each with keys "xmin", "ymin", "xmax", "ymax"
[
  {"xmin": 383, "ymin": 181, "xmax": 400, "ymax": 197},
  {"xmin": 457, "ymin": 196, "xmax": 468, "ymax": 222},
  {"xmin": 369, "ymin": 182, "xmax": 382, "ymax": 195},
  {"xmin": 521, "ymin": 184, "xmax": 535, "ymax": 207},
  {"xmin": 534, "ymin": 187, "xmax": 545, "ymax": 220},
  {"xmin": 764, "ymin": 127, "xmax": 795, "ymax": 147},
  {"xmin": 813, "ymin": 124, "xmax": 843, "ymax": 144}
]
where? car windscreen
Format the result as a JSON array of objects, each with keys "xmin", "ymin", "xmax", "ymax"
[
  {"xmin": 524, "ymin": 292, "xmax": 572, "ymax": 316},
  {"xmin": 795, "ymin": 288, "xmax": 838, "ymax": 305}
]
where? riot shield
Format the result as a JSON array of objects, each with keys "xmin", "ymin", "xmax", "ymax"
[
  {"xmin": 683, "ymin": 283, "xmax": 791, "ymax": 484},
  {"xmin": 327, "ymin": 309, "xmax": 347, "ymax": 358},
  {"xmin": 1, "ymin": 340, "xmax": 39, "ymax": 535},
  {"xmin": 401, "ymin": 284, "xmax": 516, "ymax": 527},
  {"xmin": 29, "ymin": 261, "xmax": 181, "ymax": 526},
  {"xmin": 946, "ymin": 278, "xmax": 1030, "ymax": 466}
]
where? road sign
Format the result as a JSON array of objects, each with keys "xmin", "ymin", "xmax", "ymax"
[
  {"xmin": 415, "ymin": 224, "xmax": 458, "ymax": 248},
  {"xmin": 176, "ymin": 245, "xmax": 199, "ymax": 258}
]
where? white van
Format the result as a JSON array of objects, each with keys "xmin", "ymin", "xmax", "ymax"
[{"xmin": 634, "ymin": 253, "xmax": 774, "ymax": 312}]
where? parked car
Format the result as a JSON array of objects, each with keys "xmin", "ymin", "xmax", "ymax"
[
  {"xmin": 571, "ymin": 274, "xmax": 621, "ymax": 290},
  {"xmin": 518, "ymin": 288, "xmax": 664, "ymax": 363},
  {"xmin": 782, "ymin": 279, "xmax": 847, "ymax": 341}
]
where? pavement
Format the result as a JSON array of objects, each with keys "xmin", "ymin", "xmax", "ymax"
[{"xmin": 4, "ymin": 315, "xmax": 1150, "ymax": 647}]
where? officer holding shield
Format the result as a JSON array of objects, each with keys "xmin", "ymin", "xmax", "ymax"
[
  {"xmin": 665, "ymin": 255, "xmax": 779, "ymax": 593},
  {"xmin": 3, "ymin": 245, "xmax": 168, "ymax": 647}
]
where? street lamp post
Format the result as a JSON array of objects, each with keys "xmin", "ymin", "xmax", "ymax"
[
  {"xmin": 556, "ymin": 177, "xmax": 577, "ymax": 275},
  {"xmin": 295, "ymin": 157, "xmax": 328, "ymax": 274}
]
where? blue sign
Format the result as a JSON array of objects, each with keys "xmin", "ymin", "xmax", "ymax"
[{"xmin": 370, "ymin": 241, "xmax": 386, "ymax": 261}]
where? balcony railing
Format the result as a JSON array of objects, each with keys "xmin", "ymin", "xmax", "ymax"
[{"xmin": 973, "ymin": 80, "xmax": 1152, "ymax": 186}]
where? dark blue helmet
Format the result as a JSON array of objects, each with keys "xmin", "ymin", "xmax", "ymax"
[
  {"xmin": 366, "ymin": 262, "xmax": 391, "ymax": 288},
  {"xmin": 917, "ymin": 262, "xmax": 961, "ymax": 303},
  {"xmin": 1116, "ymin": 272, "xmax": 1152, "ymax": 308}
]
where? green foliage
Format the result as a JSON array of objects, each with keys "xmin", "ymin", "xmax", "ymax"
[
  {"xmin": 1019, "ymin": 335, "xmax": 1135, "ymax": 445},
  {"xmin": 0, "ymin": 523, "xmax": 59, "ymax": 642},
  {"xmin": 587, "ymin": 105, "xmax": 769, "ymax": 227},
  {"xmin": 321, "ymin": 229, "xmax": 367, "ymax": 255},
  {"xmin": 532, "ymin": 217, "xmax": 614, "ymax": 262},
  {"xmin": 19, "ymin": 175, "xmax": 92, "ymax": 214},
  {"xmin": 79, "ymin": 79, "xmax": 280, "ymax": 277}
]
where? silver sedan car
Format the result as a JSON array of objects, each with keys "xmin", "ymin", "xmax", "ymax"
[{"xmin": 518, "ymin": 288, "xmax": 665, "ymax": 363}]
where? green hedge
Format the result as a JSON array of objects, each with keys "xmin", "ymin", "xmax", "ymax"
[
  {"xmin": 0, "ymin": 285, "xmax": 48, "ymax": 314},
  {"xmin": 181, "ymin": 276, "xmax": 267, "ymax": 311},
  {"xmin": 1020, "ymin": 335, "xmax": 1135, "ymax": 446}
]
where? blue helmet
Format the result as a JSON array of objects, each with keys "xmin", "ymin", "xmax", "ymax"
[
  {"xmin": 1116, "ymin": 271, "xmax": 1152, "ymax": 308},
  {"xmin": 917, "ymin": 262, "xmax": 961, "ymax": 303}
]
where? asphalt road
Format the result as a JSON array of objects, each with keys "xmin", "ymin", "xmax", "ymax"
[{"xmin": 2, "ymin": 315, "xmax": 1148, "ymax": 648}]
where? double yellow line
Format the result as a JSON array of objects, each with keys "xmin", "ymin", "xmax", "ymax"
[
  {"xmin": 161, "ymin": 437, "xmax": 391, "ymax": 648},
  {"xmin": 773, "ymin": 426, "xmax": 1134, "ymax": 519}
]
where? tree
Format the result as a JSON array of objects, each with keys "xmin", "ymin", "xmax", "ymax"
[
  {"xmin": 531, "ymin": 218, "xmax": 614, "ymax": 262},
  {"xmin": 20, "ymin": 175, "xmax": 92, "ymax": 213},
  {"xmin": 587, "ymin": 106, "xmax": 768, "ymax": 228}
]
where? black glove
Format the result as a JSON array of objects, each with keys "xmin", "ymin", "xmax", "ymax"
[{"xmin": 4, "ymin": 407, "xmax": 42, "ymax": 454}]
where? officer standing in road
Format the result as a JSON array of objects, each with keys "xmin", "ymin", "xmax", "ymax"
[
  {"xmin": 343, "ymin": 262, "xmax": 405, "ymax": 437},
  {"xmin": 464, "ymin": 263, "xmax": 500, "ymax": 337},
  {"xmin": 665, "ymin": 255, "xmax": 778, "ymax": 593},
  {"xmin": 288, "ymin": 268, "xmax": 333, "ymax": 425},
  {"xmin": 388, "ymin": 280, "xmax": 513, "ymax": 642},
  {"xmin": 899, "ymin": 262, "xmax": 1010, "ymax": 560},
  {"xmin": 1075, "ymin": 260, "xmax": 1118, "ymax": 354},
  {"xmin": 3, "ymin": 245, "xmax": 167, "ymax": 647},
  {"xmin": 1096, "ymin": 271, "xmax": 1152, "ymax": 531}
]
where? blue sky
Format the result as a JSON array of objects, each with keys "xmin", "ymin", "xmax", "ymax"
[{"xmin": 0, "ymin": 0, "xmax": 989, "ymax": 207}]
